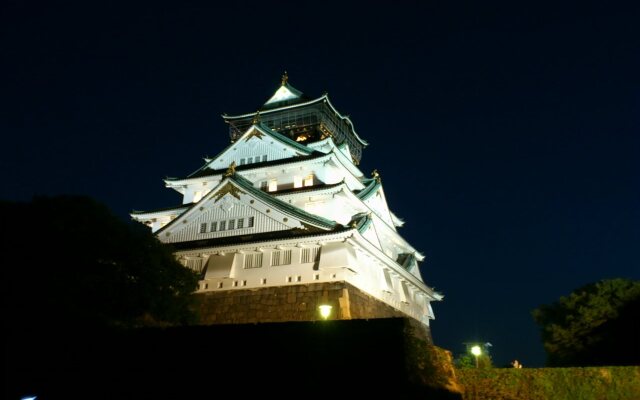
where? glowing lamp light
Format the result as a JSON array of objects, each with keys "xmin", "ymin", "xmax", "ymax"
[
  {"xmin": 471, "ymin": 345, "xmax": 482, "ymax": 368},
  {"xmin": 318, "ymin": 304, "xmax": 332, "ymax": 319}
]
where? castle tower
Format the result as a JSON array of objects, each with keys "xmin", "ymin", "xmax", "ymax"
[{"xmin": 132, "ymin": 74, "xmax": 442, "ymax": 330}]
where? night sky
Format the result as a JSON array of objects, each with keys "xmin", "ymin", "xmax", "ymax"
[{"xmin": 3, "ymin": 1, "xmax": 638, "ymax": 367}]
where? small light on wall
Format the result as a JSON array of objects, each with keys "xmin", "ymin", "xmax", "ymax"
[{"xmin": 318, "ymin": 304, "xmax": 332, "ymax": 320}]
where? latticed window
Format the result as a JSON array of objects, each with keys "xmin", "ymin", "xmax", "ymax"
[
  {"xmin": 228, "ymin": 219, "xmax": 235, "ymax": 230},
  {"xmin": 244, "ymin": 253, "xmax": 263, "ymax": 269},
  {"xmin": 219, "ymin": 221, "xmax": 226, "ymax": 231},
  {"xmin": 199, "ymin": 223, "xmax": 207, "ymax": 233},
  {"xmin": 210, "ymin": 221, "xmax": 217, "ymax": 232},
  {"xmin": 237, "ymin": 218, "xmax": 244, "ymax": 229},
  {"xmin": 271, "ymin": 250, "xmax": 292, "ymax": 266},
  {"xmin": 301, "ymin": 247, "xmax": 320, "ymax": 263},
  {"xmin": 248, "ymin": 217, "xmax": 255, "ymax": 227}
]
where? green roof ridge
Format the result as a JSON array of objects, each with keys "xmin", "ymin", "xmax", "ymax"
[
  {"xmin": 356, "ymin": 179, "xmax": 381, "ymax": 200},
  {"xmin": 349, "ymin": 212, "xmax": 373, "ymax": 233}
]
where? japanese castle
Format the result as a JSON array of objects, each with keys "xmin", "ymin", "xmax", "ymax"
[{"xmin": 132, "ymin": 73, "xmax": 442, "ymax": 331}]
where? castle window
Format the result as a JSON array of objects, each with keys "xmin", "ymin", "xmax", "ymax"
[
  {"xmin": 262, "ymin": 155, "xmax": 267, "ymax": 162},
  {"xmin": 219, "ymin": 221, "xmax": 226, "ymax": 231},
  {"xmin": 304, "ymin": 174, "xmax": 314, "ymax": 187},
  {"xmin": 237, "ymin": 218, "xmax": 244, "ymax": 229},
  {"xmin": 242, "ymin": 280, "xmax": 247, "ymax": 286},
  {"xmin": 233, "ymin": 281, "xmax": 238, "ymax": 287},
  {"xmin": 244, "ymin": 253, "xmax": 263, "ymax": 269},
  {"xmin": 248, "ymin": 217, "xmax": 255, "ymax": 227},
  {"xmin": 248, "ymin": 157, "xmax": 253, "ymax": 164},
  {"xmin": 261, "ymin": 278, "xmax": 267, "ymax": 285},
  {"xmin": 293, "ymin": 175, "xmax": 303, "ymax": 188},
  {"xmin": 287, "ymin": 276, "xmax": 293, "ymax": 283},
  {"xmin": 260, "ymin": 181, "xmax": 268, "ymax": 190},
  {"xmin": 314, "ymin": 274, "xmax": 320, "ymax": 280},
  {"xmin": 228, "ymin": 219, "xmax": 235, "ymax": 230},
  {"xmin": 240, "ymin": 158, "xmax": 246, "ymax": 165},
  {"xmin": 199, "ymin": 223, "xmax": 207, "ymax": 233},
  {"xmin": 401, "ymin": 281, "xmax": 411, "ymax": 303},
  {"xmin": 210, "ymin": 221, "xmax": 217, "ymax": 232},
  {"xmin": 296, "ymin": 276, "xmax": 302, "ymax": 282},
  {"xmin": 271, "ymin": 250, "xmax": 292, "ymax": 266},
  {"xmin": 268, "ymin": 179, "xmax": 278, "ymax": 192},
  {"xmin": 218, "ymin": 282, "xmax": 223, "ymax": 289},
  {"xmin": 383, "ymin": 269, "xmax": 394, "ymax": 292},
  {"xmin": 301, "ymin": 247, "xmax": 320, "ymax": 263}
]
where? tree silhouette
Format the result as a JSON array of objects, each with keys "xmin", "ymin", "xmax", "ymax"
[
  {"xmin": 532, "ymin": 278, "xmax": 640, "ymax": 366},
  {"xmin": 4, "ymin": 196, "xmax": 199, "ymax": 334}
]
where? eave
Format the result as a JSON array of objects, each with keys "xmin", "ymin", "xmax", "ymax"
[
  {"xmin": 130, "ymin": 205, "xmax": 189, "ymax": 220},
  {"xmin": 348, "ymin": 231, "xmax": 442, "ymax": 301},
  {"xmin": 223, "ymin": 94, "xmax": 368, "ymax": 147},
  {"xmin": 184, "ymin": 122, "xmax": 315, "ymax": 180},
  {"xmin": 165, "ymin": 152, "xmax": 329, "ymax": 184},
  {"xmin": 156, "ymin": 172, "xmax": 338, "ymax": 237},
  {"xmin": 170, "ymin": 225, "xmax": 351, "ymax": 251}
]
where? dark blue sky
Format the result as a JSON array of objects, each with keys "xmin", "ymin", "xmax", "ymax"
[{"xmin": 2, "ymin": 1, "xmax": 638, "ymax": 366}]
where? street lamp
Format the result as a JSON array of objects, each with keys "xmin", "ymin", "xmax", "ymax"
[{"xmin": 471, "ymin": 345, "xmax": 482, "ymax": 368}]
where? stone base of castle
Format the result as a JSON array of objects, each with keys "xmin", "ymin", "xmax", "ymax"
[{"xmin": 194, "ymin": 281, "xmax": 432, "ymax": 343}]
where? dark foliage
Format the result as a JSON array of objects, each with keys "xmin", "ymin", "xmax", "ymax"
[
  {"xmin": 7, "ymin": 319, "xmax": 463, "ymax": 399},
  {"xmin": 457, "ymin": 367, "xmax": 640, "ymax": 400},
  {"xmin": 3, "ymin": 196, "xmax": 199, "ymax": 332},
  {"xmin": 532, "ymin": 279, "xmax": 640, "ymax": 366}
]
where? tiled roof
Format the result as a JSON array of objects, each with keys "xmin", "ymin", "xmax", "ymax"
[
  {"xmin": 231, "ymin": 173, "xmax": 337, "ymax": 230},
  {"xmin": 181, "ymin": 151, "xmax": 326, "ymax": 180},
  {"xmin": 170, "ymin": 225, "xmax": 350, "ymax": 251},
  {"xmin": 131, "ymin": 204, "xmax": 188, "ymax": 215}
]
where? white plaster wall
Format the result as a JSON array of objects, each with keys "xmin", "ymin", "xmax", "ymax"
[
  {"xmin": 187, "ymin": 239, "xmax": 433, "ymax": 324},
  {"xmin": 211, "ymin": 135, "xmax": 297, "ymax": 170}
]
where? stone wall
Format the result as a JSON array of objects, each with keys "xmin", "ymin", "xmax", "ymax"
[{"xmin": 195, "ymin": 281, "xmax": 431, "ymax": 338}]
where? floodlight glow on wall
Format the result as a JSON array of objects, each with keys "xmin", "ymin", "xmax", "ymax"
[{"xmin": 318, "ymin": 305, "xmax": 332, "ymax": 319}]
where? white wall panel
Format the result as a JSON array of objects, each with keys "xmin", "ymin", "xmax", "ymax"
[{"xmin": 161, "ymin": 201, "xmax": 290, "ymax": 243}]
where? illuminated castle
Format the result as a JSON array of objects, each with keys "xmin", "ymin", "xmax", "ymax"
[{"xmin": 132, "ymin": 73, "xmax": 442, "ymax": 331}]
